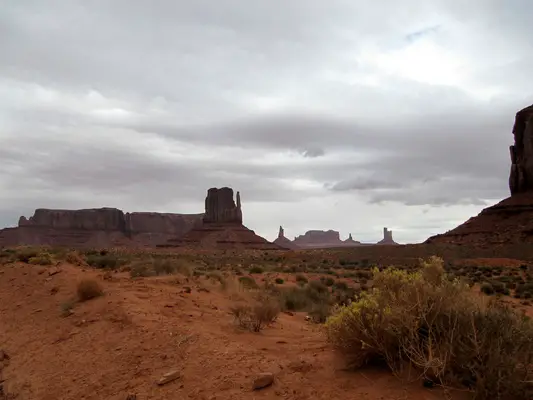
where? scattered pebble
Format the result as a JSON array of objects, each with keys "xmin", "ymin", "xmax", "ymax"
[
  {"xmin": 157, "ymin": 370, "xmax": 180, "ymax": 386},
  {"xmin": 252, "ymin": 372, "xmax": 274, "ymax": 390},
  {"xmin": 48, "ymin": 267, "xmax": 61, "ymax": 276}
]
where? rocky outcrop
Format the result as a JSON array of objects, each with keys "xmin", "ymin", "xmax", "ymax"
[
  {"xmin": 292, "ymin": 230, "xmax": 361, "ymax": 248},
  {"xmin": 426, "ymin": 193, "xmax": 533, "ymax": 245},
  {"xmin": 343, "ymin": 233, "xmax": 361, "ymax": 245},
  {"xmin": 0, "ymin": 208, "xmax": 203, "ymax": 248},
  {"xmin": 273, "ymin": 226, "xmax": 299, "ymax": 249},
  {"xmin": 161, "ymin": 188, "xmax": 282, "ymax": 250},
  {"xmin": 427, "ymin": 104, "xmax": 533, "ymax": 245},
  {"xmin": 510, "ymin": 104, "xmax": 533, "ymax": 195},
  {"xmin": 203, "ymin": 187, "xmax": 242, "ymax": 224},
  {"xmin": 377, "ymin": 227, "xmax": 398, "ymax": 245}
]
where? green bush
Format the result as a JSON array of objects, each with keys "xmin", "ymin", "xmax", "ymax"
[
  {"xmin": 86, "ymin": 254, "xmax": 120, "ymax": 269},
  {"xmin": 275, "ymin": 278, "xmax": 284, "ymax": 284},
  {"xmin": 480, "ymin": 282, "xmax": 495, "ymax": 295},
  {"xmin": 326, "ymin": 256, "xmax": 533, "ymax": 399},
  {"xmin": 238, "ymin": 276, "xmax": 258, "ymax": 289},
  {"xmin": 249, "ymin": 266, "xmax": 264, "ymax": 274},
  {"xmin": 28, "ymin": 253, "xmax": 53, "ymax": 265}
]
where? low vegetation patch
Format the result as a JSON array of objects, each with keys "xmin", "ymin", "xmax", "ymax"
[
  {"xmin": 326, "ymin": 256, "xmax": 533, "ymax": 399},
  {"xmin": 230, "ymin": 295, "xmax": 280, "ymax": 332},
  {"xmin": 77, "ymin": 279, "xmax": 104, "ymax": 301}
]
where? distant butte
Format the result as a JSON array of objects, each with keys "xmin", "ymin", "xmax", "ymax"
[
  {"xmin": 377, "ymin": 227, "xmax": 398, "ymax": 245},
  {"xmin": 0, "ymin": 208, "xmax": 202, "ymax": 248},
  {"xmin": 160, "ymin": 187, "xmax": 283, "ymax": 250},
  {"xmin": 426, "ymin": 103, "xmax": 533, "ymax": 245},
  {"xmin": 273, "ymin": 226, "xmax": 299, "ymax": 249}
]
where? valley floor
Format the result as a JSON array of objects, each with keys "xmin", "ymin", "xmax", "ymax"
[{"xmin": 0, "ymin": 262, "xmax": 464, "ymax": 400}]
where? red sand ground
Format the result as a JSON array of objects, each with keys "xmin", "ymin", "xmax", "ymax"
[{"xmin": 0, "ymin": 262, "xmax": 469, "ymax": 400}]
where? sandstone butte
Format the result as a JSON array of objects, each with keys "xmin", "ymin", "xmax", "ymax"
[
  {"xmin": 0, "ymin": 187, "xmax": 281, "ymax": 250},
  {"xmin": 275, "ymin": 226, "xmax": 397, "ymax": 249},
  {"xmin": 159, "ymin": 187, "xmax": 283, "ymax": 250},
  {"xmin": 426, "ymin": 103, "xmax": 533, "ymax": 245}
]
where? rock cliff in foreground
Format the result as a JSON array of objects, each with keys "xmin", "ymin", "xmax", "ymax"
[
  {"xmin": 427, "ymin": 104, "xmax": 533, "ymax": 245},
  {"xmin": 160, "ymin": 187, "xmax": 283, "ymax": 250},
  {"xmin": 0, "ymin": 207, "xmax": 203, "ymax": 248}
]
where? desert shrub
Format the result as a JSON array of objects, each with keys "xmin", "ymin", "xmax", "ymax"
[
  {"xmin": 86, "ymin": 253, "xmax": 120, "ymax": 269},
  {"xmin": 295, "ymin": 274, "xmax": 308, "ymax": 284},
  {"xmin": 28, "ymin": 252, "xmax": 53, "ymax": 265},
  {"xmin": 129, "ymin": 261, "xmax": 153, "ymax": 278},
  {"xmin": 308, "ymin": 280, "xmax": 328, "ymax": 294},
  {"xmin": 153, "ymin": 259, "xmax": 176, "ymax": 275},
  {"xmin": 207, "ymin": 271, "xmax": 225, "ymax": 285},
  {"xmin": 279, "ymin": 282, "xmax": 331, "ymax": 313},
  {"xmin": 275, "ymin": 278, "xmax": 284, "ymax": 284},
  {"xmin": 333, "ymin": 281, "xmax": 349, "ymax": 291},
  {"xmin": 249, "ymin": 266, "xmax": 264, "ymax": 274},
  {"xmin": 230, "ymin": 297, "xmax": 280, "ymax": 332},
  {"xmin": 238, "ymin": 276, "xmax": 258, "ymax": 289},
  {"xmin": 480, "ymin": 282, "xmax": 495, "ymax": 295},
  {"xmin": 326, "ymin": 256, "xmax": 533, "ymax": 399},
  {"xmin": 308, "ymin": 302, "xmax": 331, "ymax": 323},
  {"xmin": 77, "ymin": 279, "xmax": 103, "ymax": 301},
  {"xmin": 16, "ymin": 247, "xmax": 40, "ymax": 263},
  {"xmin": 323, "ymin": 277, "xmax": 335, "ymax": 287}
]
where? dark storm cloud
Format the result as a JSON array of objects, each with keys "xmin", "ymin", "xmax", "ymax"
[{"xmin": 0, "ymin": 0, "xmax": 532, "ymax": 242}]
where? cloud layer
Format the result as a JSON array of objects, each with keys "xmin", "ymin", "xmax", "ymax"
[{"xmin": 1, "ymin": 0, "xmax": 532, "ymax": 243}]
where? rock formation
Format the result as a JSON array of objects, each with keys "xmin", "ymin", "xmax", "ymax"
[
  {"xmin": 343, "ymin": 233, "xmax": 361, "ymax": 245},
  {"xmin": 426, "ymin": 103, "xmax": 533, "ymax": 245},
  {"xmin": 509, "ymin": 104, "xmax": 533, "ymax": 195},
  {"xmin": 292, "ymin": 230, "xmax": 361, "ymax": 248},
  {"xmin": 0, "ymin": 208, "xmax": 202, "ymax": 248},
  {"xmin": 203, "ymin": 187, "xmax": 242, "ymax": 224},
  {"xmin": 161, "ymin": 188, "xmax": 283, "ymax": 250},
  {"xmin": 273, "ymin": 226, "xmax": 299, "ymax": 249},
  {"xmin": 377, "ymin": 227, "xmax": 398, "ymax": 245}
]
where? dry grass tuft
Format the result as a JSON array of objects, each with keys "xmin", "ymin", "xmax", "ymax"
[
  {"xmin": 77, "ymin": 279, "xmax": 104, "ymax": 302},
  {"xmin": 326, "ymin": 255, "xmax": 533, "ymax": 399},
  {"xmin": 230, "ymin": 294, "xmax": 280, "ymax": 332}
]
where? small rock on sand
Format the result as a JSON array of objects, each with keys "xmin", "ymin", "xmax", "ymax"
[
  {"xmin": 252, "ymin": 373, "xmax": 274, "ymax": 390},
  {"xmin": 157, "ymin": 370, "xmax": 180, "ymax": 386}
]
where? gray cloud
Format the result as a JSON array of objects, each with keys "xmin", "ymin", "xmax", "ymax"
[{"xmin": 0, "ymin": 0, "xmax": 531, "ymax": 242}]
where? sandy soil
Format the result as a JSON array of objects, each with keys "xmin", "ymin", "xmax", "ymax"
[{"xmin": 0, "ymin": 262, "xmax": 469, "ymax": 400}]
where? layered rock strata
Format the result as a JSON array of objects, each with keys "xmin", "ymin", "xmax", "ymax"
[
  {"xmin": 427, "ymin": 104, "xmax": 533, "ymax": 245},
  {"xmin": 161, "ymin": 188, "xmax": 282, "ymax": 250}
]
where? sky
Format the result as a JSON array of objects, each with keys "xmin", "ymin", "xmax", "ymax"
[{"xmin": 1, "ymin": 0, "xmax": 532, "ymax": 243}]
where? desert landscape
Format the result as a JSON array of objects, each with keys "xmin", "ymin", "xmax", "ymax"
[{"xmin": 1, "ymin": 104, "xmax": 533, "ymax": 399}]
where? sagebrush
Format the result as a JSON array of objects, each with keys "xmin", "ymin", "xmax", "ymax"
[{"xmin": 326, "ymin": 256, "xmax": 533, "ymax": 400}]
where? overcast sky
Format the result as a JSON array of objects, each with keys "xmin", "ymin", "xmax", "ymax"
[{"xmin": 1, "ymin": 0, "xmax": 532, "ymax": 243}]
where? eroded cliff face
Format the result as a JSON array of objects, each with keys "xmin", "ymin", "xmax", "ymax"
[
  {"xmin": 19, "ymin": 208, "xmax": 127, "ymax": 231},
  {"xmin": 426, "ymin": 103, "xmax": 533, "ymax": 245},
  {"xmin": 202, "ymin": 187, "xmax": 242, "ymax": 224},
  {"xmin": 510, "ymin": 104, "xmax": 533, "ymax": 195},
  {"xmin": 1, "ymin": 208, "xmax": 203, "ymax": 248},
  {"xmin": 162, "ymin": 187, "xmax": 281, "ymax": 250}
]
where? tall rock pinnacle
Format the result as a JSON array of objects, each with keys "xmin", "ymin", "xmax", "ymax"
[
  {"xmin": 510, "ymin": 104, "xmax": 533, "ymax": 195},
  {"xmin": 278, "ymin": 225, "xmax": 284, "ymax": 238}
]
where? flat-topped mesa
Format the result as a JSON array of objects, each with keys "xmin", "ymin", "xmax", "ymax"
[
  {"xmin": 18, "ymin": 207, "xmax": 127, "ymax": 231},
  {"xmin": 202, "ymin": 187, "xmax": 243, "ymax": 224},
  {"xmin": 510, "ymin": 104, "xmax": 533, "ymax": 195}
]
